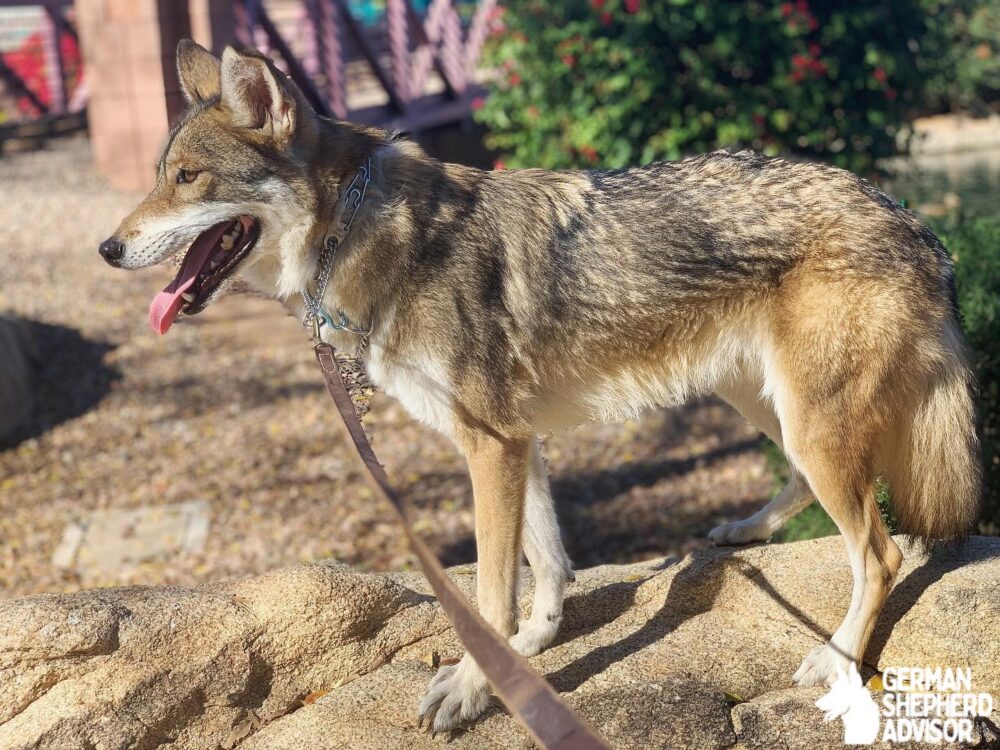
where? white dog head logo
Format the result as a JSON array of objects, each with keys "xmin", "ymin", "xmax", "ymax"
[{"xmin": 815, "ymin": 663, "xmax": 880, "ymax": 745}]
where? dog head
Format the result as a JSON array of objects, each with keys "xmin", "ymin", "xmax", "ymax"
[{"xmin": 99, "ymin": 40, "xmax": 333, "ymax": 334}]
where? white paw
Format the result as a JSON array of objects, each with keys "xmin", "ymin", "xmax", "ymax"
[
  {"xmin": 708, "ymin": 519, "xmax": 771, "ymax": 546},
  {"xmin": 510, "ymin": 615, "xmax": 560, "ymax": 658},
  {"xmin": 417, "ymin": 655, "xmax": 491, "ymax": 734},
  {"xmin": 793, "ymin": 643, "xmax": 854, "ymax": 687}
]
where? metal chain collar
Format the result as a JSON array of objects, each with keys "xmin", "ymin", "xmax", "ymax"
[{"xmin": 301, "ymin": 156, "xmax": 373, "ymax": 342}]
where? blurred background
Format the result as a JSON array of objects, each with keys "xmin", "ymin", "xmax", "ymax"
[{"xmin": 0, "ymin": 0, "xmax": 996, "ymax": 599}]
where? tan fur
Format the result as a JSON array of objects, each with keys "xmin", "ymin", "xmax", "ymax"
[{"xmin": 458, "ymin": 424, "xmax": 531, "ymax": 639}]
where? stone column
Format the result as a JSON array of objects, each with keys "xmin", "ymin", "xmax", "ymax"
[{"xmin": 76, "ymin": 0, "xmax": 193, "ymax": 193}]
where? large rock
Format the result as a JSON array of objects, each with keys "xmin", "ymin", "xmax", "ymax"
[{"xmin": 0, "ymin": 536, "xmax": 997, "ymax": 749}]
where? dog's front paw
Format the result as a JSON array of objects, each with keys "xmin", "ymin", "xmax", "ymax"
[
  {"xmin": 417, "ymin": 655, "xmax": 491, "ymax": 734},
  {"xmin": 793, "ymin": 643, "xmax": 854, "ymax": 687},
  {"xmin": 509, "ymin": 615, "xmax": 560, "ymax": 658},
  {"xmin": 708, "ymin": 519, "xmax": 771, "ymax": 546}
]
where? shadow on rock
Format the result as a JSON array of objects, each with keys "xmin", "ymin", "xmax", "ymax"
[
  {"xmin": 546, "ymin": 552, "xmax": 733, "ymax": 693},
  {"xmin": 868, "ymin": 537, "xmax": 1000, "ymax": 666}
]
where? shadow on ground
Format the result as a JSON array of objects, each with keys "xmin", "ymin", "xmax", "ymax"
[
  {"xmin": 428, "ymin": 400, "xmax": 767, "ymax": 568},
  {"xmin": 0, "ymin": 318, "xmax": 120, "ymax": 449}
]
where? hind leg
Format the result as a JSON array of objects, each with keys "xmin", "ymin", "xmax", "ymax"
[
  {"xmin": 710, "ymin": 372, "xmax": 814, "ymax": 545},
  {"xmin": 709, "ymin": 473, "xmax": 813, "ymax": 545},
  {"xmin": 773, "ymin": 266, "xmax": 914, "ymax": 686},
  {"xmin": 783, "ymin": 410, "xmax": 902, "ymax": 686}
]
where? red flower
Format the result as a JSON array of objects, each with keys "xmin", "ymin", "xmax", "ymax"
[
  {"xmin": 508, "ymin": 73, "xmax": 522, "ymax": 86},
  {"xmin": 562, "ymin": 54, "xmax": 577, "ymax": 67},
  {"xmin": 493, "ymin": 159, "xmax": 506, "ymax": 170},
  {"xmin": 873, "ymin": 67, "xmax": 887, "ymax": 83},
  {"xmin": 579, "ymin": 145, "xmax": 599, "ymax": 163},
  {"xmin": 795, "ymin": 0, "xmax": 809, "ymax": 10},
  {"xmin": 591, "ymin": 0, "xmax": 605, "ymax": 8},
  {"xmin": 807, "ymin": 16, "xmax": 819, "ymax": 31},
  {"xmin": 808, "ymin": 42, "xmax": 821, "ymax": 57},
  {"xmin": 780, "ymin": 2, "xmax": 794, "ymax": 17},
  {"xmin": 1, "ymin": 29, "xmax": 83, "ymax": 115},
  {"xmin": 792, "ymin": 54, "xmax": 809, "ymax": 70},
  {"xmin": 600, "ymin": 11, "xmax": 613, "ymax": 25},
  {"xmin": 790, "ymin": 70, "xmax": 804, "ymax": 83},
  {"xmin": 624, "ymin": 0, "xmax": 640, "ymax": 13},
  {"xmin": 471, "ymin": 97, "xmax": 486, "ymax": 111}
]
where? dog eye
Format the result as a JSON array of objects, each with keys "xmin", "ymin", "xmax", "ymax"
[{"xmin": 176, "ymin": 169, "xmax": 200, "ymax": 185}]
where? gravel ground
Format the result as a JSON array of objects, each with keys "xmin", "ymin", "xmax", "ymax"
[{"xmin": 0, "ymin": 137, "xmax": 774, "ymax": 599}]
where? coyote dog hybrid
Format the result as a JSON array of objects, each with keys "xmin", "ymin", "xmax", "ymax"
[{"xmin": 101, "ymin": 42, "xmax": 981, "ymax": 733}]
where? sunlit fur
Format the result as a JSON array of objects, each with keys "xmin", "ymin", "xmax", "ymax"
[{"xmin": 105, "ymin": 41, "xmax": 982, "ymax": 735}]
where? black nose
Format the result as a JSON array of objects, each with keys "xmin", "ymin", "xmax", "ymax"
[{"xmin": 99, "ymin": 237, "xmax": 125, "ymax": 266}]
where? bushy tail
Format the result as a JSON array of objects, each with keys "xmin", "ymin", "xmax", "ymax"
[{"xmin": 888, "ymin": 323, "xmax": 982, "ymax": 542}]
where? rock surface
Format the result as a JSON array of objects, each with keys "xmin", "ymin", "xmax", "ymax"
[{"xmin": 1, "ymin": 536, "xmax": 997, "ymax": 749}]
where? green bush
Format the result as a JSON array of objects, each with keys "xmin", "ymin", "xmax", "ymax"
[
  {"xmin": 933, "ymin": 216, "xmax": 1000, "ymax": 534},
  {"xmin": 476, "ymin": 0, "xmax": 996, "ymax": 174},
  {"xmin": 920, "ymin": 1, "xmax": 1000, "ymax": 113}
]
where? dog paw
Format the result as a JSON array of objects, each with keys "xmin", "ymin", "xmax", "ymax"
[
  {"xmin": 510, "ymin": 616, "xmax": 560, "ymax": 658},
  {"xmin": 793, "ymin": 644, "xmax": 854, "ymax": 687},
  {"xmin": 708, "ymin": 519, "xmax": 771, "ymax": 546},
  {"xmin": 417, "ymin": 656, "xmax": 491, "ymax": 734}
]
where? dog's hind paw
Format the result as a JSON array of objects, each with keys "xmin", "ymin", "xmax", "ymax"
[
  {"xmin": 793, "ymin": 643, "xmax": 854, "ymax": 687},
  {"xmin": 708, "ymin": 519, "xmax": 772, "ymax": 546},
  {"xmin": 417, "ymin": 655, "xmax": 491, "ymax": 734}
]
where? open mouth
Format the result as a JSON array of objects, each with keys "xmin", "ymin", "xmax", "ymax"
[{"xmin": 148, "ymin": 215, "xmax": 260, "ymax": 335}]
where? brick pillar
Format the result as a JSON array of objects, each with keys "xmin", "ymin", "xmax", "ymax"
[{"xmin": 76, "ymin": 0, "xmax": 192, "ymax": 193}]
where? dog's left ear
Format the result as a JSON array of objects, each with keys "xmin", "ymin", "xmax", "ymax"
[
  {"xmin": 220, "ymin": 46, "xmax": 313, "ymax": 148},
  {"xmin": 177, "ymin": 39, "xmax": 221, "ymax": 104}
]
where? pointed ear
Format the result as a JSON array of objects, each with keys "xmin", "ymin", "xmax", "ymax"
[
  {"xmin": 220, "ymin": 46, "xmax": 298, "ymax": 144},
  {"xmin": 176, "ymin": 39, "xmax": 221, "ymax": 105}
]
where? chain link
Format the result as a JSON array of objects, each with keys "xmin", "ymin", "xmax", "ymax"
[{"xmin": 301, "ymin": 156, "xmax": 374, "ymax": 341}]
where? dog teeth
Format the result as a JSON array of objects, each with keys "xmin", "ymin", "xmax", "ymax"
[
  {"xmin": 220, "ymin": 235, "xmax": 235, "ymax": 251},
  {"xmin": 210, "ymin": 258, "xmax": 221, "ymax": 270},
  {"xmin": 181, "ymin": 292, "xmax": 195, "ymax": 303}
]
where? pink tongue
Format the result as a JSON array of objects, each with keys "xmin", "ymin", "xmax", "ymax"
[
  {"xmin": 148, "ymin": 225, "xmax": 225, "ymax": 335},
  {"xmin": 148, "ymin": 276, "xmax": 197, "ymax": 335}
]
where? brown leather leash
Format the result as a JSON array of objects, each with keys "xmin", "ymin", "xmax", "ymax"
[{"xmin": 314, "ymin": 342, "xmax": 609, "ymax": 749}]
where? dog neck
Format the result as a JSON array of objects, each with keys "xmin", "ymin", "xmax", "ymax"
[{"xmin": 292, "ymin": 126, "xmax": 484, "ymax": 355}]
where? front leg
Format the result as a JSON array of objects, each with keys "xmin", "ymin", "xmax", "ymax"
[{"xmin": 418, "ymin": 427, "xmax": 530, "ymax": 734}]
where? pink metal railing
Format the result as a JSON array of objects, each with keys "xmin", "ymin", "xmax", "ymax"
[
  {"xmin": 234, "ymin": 0, "xmax": 495, "ymax": 131},
  {"xmin": 0, "ymin": 0, "xmax": 85, "ymax": 124}
]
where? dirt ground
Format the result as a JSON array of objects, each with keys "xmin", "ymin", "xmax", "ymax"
[{"xmin": 0, "ymin": 137, "xmax": 774, "ymax": 599}]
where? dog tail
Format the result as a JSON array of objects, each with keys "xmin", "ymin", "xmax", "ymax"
[{"xmin": 887, "ymin": 320, "xmax": 981, "ymax": 543}]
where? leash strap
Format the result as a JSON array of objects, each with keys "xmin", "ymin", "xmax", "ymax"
[{"xmin": 313, "ymin": 342, "xmax": 609, "ymax": 750}]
